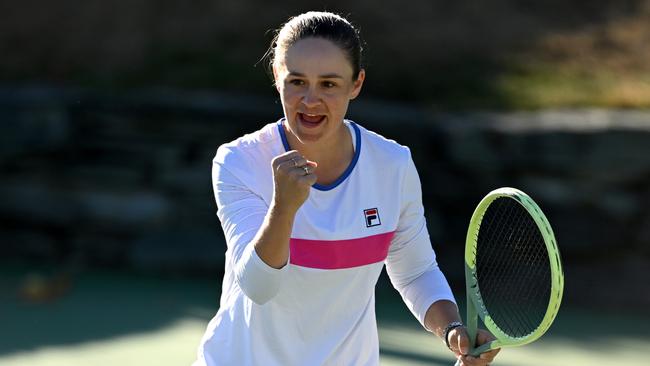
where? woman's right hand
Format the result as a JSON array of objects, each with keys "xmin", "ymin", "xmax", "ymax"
[
  {"xmin": 448, "ymin": 327, "xmax": 500, "ymax": 366},
  {"xmin": 271, "ymin": 150, "xmax": 318, "ymax": 213}
]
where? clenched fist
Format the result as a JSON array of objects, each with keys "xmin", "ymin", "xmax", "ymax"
[{"xmin": 271, "ymin": 150, "xmax": 318, "ymax": 213}]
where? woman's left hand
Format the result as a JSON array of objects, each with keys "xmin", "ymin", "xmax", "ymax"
[{"xmin": 447, "ymin": 327, "xmax": 500, "ymax": 366}]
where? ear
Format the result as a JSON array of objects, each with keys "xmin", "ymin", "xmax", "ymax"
[{"xmin": 349, "ymin": 69, "xmax": 366, "ymax": 100}]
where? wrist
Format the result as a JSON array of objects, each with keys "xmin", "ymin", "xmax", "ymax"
[
  {"xmin": 442, "ymin": 321, "xmax": 464, "ymax": 349},
  {"xmin": 269, "ymin": 198, "xmax": 299, "ymax": 218}
]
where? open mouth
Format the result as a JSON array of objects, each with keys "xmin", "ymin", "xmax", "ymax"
[{"xmin": 298, "ymin": 112, "xmax": 326, "ymax": 128}]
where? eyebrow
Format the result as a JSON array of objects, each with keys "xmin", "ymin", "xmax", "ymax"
[{"xmin": 288, "ymin": 71, "xmax": 345, "ymax": 79}]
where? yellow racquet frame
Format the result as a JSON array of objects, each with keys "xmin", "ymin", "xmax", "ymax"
[{"xmin": 464, "ymin": 187, "xmax": 564, "ymax": 356}]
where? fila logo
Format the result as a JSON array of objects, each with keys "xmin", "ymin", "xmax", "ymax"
[{"xmin": 364, "ymin": 208, "xmax": 381, "ymax": 227}]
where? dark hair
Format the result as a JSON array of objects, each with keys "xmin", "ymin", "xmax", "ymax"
[{"xmin": 264, "ymin": 11, "xmax": 364, "ymax": 80}]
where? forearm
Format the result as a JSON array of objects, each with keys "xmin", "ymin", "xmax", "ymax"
[
  {"xmin": 252, "ymin": 201, "xmax": 297, "ymax": 269},
  {"xmin": 424, "ymin": 300, "xmax": 463, "ymax": 339},
  {"xmin": 230, "ymin": 201, "xmax": 296, "ymax": 304}
]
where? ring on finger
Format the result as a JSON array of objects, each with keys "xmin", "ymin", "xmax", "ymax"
[{"xmin": 302, "ymin": 166, "xmax": 309, "ymax": 175}]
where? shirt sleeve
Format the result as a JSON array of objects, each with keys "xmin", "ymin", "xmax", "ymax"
[
  {"xmin": 212, "ymin": 153, "xmax": 288, "ymax": 305},
  {"xmin": 385, "ymin": 150, "xmax": 456, "ymax": 330}
]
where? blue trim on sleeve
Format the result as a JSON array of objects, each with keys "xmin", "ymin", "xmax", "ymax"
[{"xmin": 275, "ymin": 119, "xmax": 361, "ymax": 191}]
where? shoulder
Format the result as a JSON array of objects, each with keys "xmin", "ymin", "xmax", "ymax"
[
  {"xmin": 214, "ymin": 121, "xmax": 281, "ymax": 168},
  {"xmin": 352, "ymin": 120, "xmax": 412, "ymax": 166}
]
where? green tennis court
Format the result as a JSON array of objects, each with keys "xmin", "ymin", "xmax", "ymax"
[{"xmin": 0, "ymin": 266, "xmax": 647, "ymax": 366}]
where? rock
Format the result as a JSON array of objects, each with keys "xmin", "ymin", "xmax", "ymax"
[
  {"xmin": 1, "ymin": 86, "xmax": 649, "ymax": 288},
  {"xmin": 75, "ymin": 190, "xmax": 171, "ymax": 229},
  {"xmin": 129, "ymin": 228, "xmax": 226, "ymax": 273}
]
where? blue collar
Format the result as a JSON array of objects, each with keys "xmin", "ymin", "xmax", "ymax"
[{"xmin": 276, "ymin": 119, "xmax": 361, "ymax": 191}]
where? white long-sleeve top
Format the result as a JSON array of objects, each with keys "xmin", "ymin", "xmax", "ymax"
[{"xmin": 195, "ymin": 120, "xmax": 455, "ymax": 366}]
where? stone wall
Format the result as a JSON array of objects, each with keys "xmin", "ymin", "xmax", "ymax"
[{"xmin": 1, "ymin": 85, "xmax": 649, "ymax": 307}]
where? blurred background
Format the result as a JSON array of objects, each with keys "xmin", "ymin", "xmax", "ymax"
[{"xmin": 1, "ymin": 1, "xmax": 649, "ymax": 365}]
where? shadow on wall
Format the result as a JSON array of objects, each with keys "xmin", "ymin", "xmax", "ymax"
[{"xmin": 1, "ymin": 86, "xmax": 649, "ymax": 315}]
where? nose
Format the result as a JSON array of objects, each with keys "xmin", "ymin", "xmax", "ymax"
[{"xmin": 301, "ymin": 87, "xmax": 321, "ymax": 108}]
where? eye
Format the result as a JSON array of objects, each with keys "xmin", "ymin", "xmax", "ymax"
[
  {"xmin": 321, "ymin": 81, "xmax": 337, "ymax": 88},
  {"xmin": 289, "ymin": 79, "xmax": 305, "ymax": 86}
]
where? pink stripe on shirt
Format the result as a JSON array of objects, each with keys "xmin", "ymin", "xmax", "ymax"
[{"xmin": 290, "ymin": 231, "xmax": 395, "ymax": 269}]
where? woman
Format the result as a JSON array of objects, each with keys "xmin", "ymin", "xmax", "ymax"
[{"xmin": 195, "ymin": 11, "xmax": 500, "ymax": 366}]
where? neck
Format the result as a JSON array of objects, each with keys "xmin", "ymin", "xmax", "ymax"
[{"xmin": 285, "ymin": 122, "xmax": 354, "ymax": 186}]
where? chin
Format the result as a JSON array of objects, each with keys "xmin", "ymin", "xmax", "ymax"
[{"xmin": 294, "ymin": 130, "xmax": 323, "ymax": 144}]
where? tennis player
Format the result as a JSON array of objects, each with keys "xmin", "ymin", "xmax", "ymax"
[{"xmin": 195, "ymin": 11, "xmax": 500, "ymax": 366}]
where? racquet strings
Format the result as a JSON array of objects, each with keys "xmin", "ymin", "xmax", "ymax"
[{"xmin": 474, "ymin": 197, "xmax": 551, "ymax": 338}]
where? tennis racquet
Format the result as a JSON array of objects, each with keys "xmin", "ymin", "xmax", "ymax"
[{"xmin": 463, "ymin": 187, "xmax": 564, "ymax": 357}]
